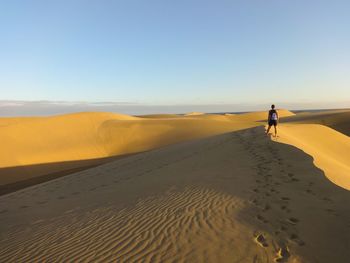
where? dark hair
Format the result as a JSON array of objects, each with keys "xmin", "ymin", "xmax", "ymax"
[{"xmin": 271, "ymin": 104, "xmax": 275, "ymax": 109}]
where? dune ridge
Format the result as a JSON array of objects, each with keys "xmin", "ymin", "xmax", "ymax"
[
  {"xmin": 275, "ymin": 124, "xmax": 350, "ymax": 190},
  {"xmin": 236, "ymin": 109, "xmax": 296, "ymax": 122}
]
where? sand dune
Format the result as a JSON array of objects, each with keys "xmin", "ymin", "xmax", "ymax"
[
  {"xmin": 1, "ymin": 109, "xmax": 350, "ymax": 262},
  {"xmin": 0, "ymin": 112, "xmax": 258, "ymax": 186},
  {"xmin": 0, "ymin": 126, "xmax": 349, "ymax": 262},
  {"xmin": 282, "ymin": 109, "xmax": 350, "ymax": 136},
  {"xmin": 237, "ymin": 109, "xmax": 295, "ymax": 122},
  {"xmin": 137, "ymin": 114, "xmax": 182, "ymax": 119},
  {"xmin": 0, "ymin": 109, "xmax": 346, "ymax": 189},
  {"xmin": 185, "ymin": 112, "xmax": 205, "ymax": 116},
  {"xmin": 276, "ymin": 124, "xmax": 350, "ymax": 190}
]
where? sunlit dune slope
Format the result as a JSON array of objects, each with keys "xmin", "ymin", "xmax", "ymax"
[
  {"xmin": 0, "ymin": 117, "xmax": 41, "ymax": 127},
  {"xmin": 0, "ymin": 112, "xmax": 258, "ymax": 175},
  {"xmin": 237, "ymin": 109, "xmax": 295, "ymax": 122},
  {"xmin": 185, "ymin": 112, "xmax": 205, "ymax": 116},
  {"xmin": 185, "ymin": 113, "xmax": 235, "ymax": 121},
  {"xmin": 1, "ymin": 126, "xmax": 349, "ymax": 262},
  {"xmin": 137, "ymin": 114, "xmax": 182, "ymax": 119},
  {"xmin": 276, "ymin": 124, "xmax": 350, "ymax": 190},
  {"xmin": 282, "ymin": 109, "xmax": 350, "ymax": 136}
]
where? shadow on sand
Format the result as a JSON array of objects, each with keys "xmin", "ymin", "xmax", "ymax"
[{"xmin": 0, "ymin": 153, "xmax": 142, "ymax": 196}]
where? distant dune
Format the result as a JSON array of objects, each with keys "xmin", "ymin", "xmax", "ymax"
[
  {"xmin": 185, "ymin": 112, "xmax": 205, "ymax": 116},
  {"xmin": 0, "ymin": 109, "xmax": 349, "ymax": 262},
  {"xmin": 282, "ymin": 109, "xmax": 350, "ymax": 136},
  {"xmin": 0, "ymin": 111, "xmax": 260, "ymax": 186},
  {"xmin": 137, "ymin": 114, "xmax": 182, "ymax": 119},
  {"xmin": 236, "ymin": 109, "xmax": 296, "ymax": 122}
]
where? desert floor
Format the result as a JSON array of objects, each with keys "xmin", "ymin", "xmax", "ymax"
[{"xmin": 0, "ymin": 109, "xmax": 349, "ymax": 262}]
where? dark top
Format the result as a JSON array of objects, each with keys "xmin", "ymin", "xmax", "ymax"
[{"xmin": 268, "ymin": 109, "xmax": 278, "ymax": 120}]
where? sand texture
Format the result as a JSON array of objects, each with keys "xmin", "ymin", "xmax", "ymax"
[{"xmin": 0, "ymin": 109, "xmax": 349, "ymax": 262}]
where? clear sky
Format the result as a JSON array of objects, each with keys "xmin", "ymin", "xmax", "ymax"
[{"xmin": 1, "ymin": 0, "xmax": 349, "ymax": 109}]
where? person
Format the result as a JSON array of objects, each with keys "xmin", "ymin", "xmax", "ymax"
[{"xmin": 266, "ymin": 104, "xmax": 278, "ymax": 137}]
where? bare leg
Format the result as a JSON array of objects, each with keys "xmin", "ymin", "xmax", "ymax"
[
  {"xmin": 266, "ymin": 125, "xmax": 272, "ymax": 135},
  {"xmin": 274, "ymin": 125, "xmax": 277, "ymax": 137}
]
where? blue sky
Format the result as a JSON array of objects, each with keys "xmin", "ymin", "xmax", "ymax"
[{"xmin": 0, "ymin": 0, "xmax": 349, "ymax": 110}]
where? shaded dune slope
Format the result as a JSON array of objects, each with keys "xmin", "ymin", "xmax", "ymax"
[
  {"xmin": 0, "ymin": 127, "xmax": 349, "ymax": 262},
  {"xmin": 282, "ymin": 109, "xmax": 350, "ymax": 136}
]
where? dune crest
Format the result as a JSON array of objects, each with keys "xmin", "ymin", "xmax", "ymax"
[
  {"xmin": 238, "ymin": 109, "xmax": 295, "ymax": 122},
  {"xmin": 137, "ymin": 114, "xmax": 181, "ymax": 119},
  {"xmin": 185, "ymin": 112, "xmax": 204, "ymax": 116},
  {"xmin": 275, "ymin": 124, "xmax": 350, "ymax": 190}
]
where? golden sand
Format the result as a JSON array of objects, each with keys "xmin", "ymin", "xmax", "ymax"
[{"xmin": 0, "ymin": 109, "xmax": 349, "ymax": 262}]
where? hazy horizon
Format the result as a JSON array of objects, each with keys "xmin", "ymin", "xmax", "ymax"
[{"xmin": 1, "ymin": 100, "xmax": 349, "ymax": 117}]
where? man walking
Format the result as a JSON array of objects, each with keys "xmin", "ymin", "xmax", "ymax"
[{"xmin": 266, "ymin": 104, "xmax": 278, "ymax": 137}]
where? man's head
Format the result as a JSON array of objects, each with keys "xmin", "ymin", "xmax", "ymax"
[{"xmin": 271, "ymin": 104, "xmax": 275, "ymax": 109}]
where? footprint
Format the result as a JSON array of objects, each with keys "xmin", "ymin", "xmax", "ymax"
[
  {"xmin": 256, "ymin": 214, "xmax": 268, "ymax": 223},
  {"xmin": 255, "ymin": 234, "xmax": 269, "ymax": 247},
  {"xmin": 281, "ymin": 197, "xmax": 290, "ymax": 201},
  {"xmin": 57, "ymin": 196, "xmax": 65, "ymax": 200},
  {"xmin": 274, "ymin": 246, "xmax": 290, "ymax": 262},
  {"xmin": 280, "ymin": 205, "xmax": 287, "ymax": 210},
  {"xmin": 323, "ymin": 197, "xmax": 333, "ymax": 202},
  {"xmin": 290, "ymin": 234, "xmax": 305, "ymax": 246},
  {"xmin": 287, "ymin": 217, "xmax": 299, "ymax": 225},
  {"xmin": 263, "ymin": 204, "xmax": 271, "ymax": 211},
  {"xmin": 280, "ymin": 225, "xmax": 288, "ymax": 231},
  {"xmin": 251, "ymin": 199, "xmax": 259, "ymax": 205},
  {"xmin": 326, "ymin": 208, "xmax": 334, "ymax": 213}
]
